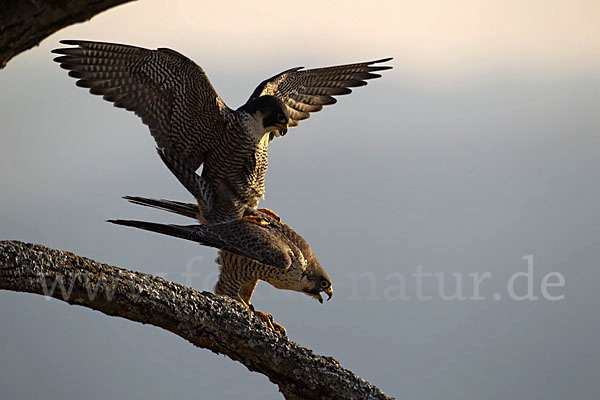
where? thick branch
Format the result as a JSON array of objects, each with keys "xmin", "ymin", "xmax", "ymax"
[
  {"xmin": 0, "ymin": 0, "xmax": 135, "ymax": 68},
  {"xmin": 0, "ymin": 240, "xmax": 393, "ymax": 400}
]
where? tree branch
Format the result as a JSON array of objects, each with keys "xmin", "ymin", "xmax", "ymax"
[
  {"xmin": 0, "ymin": 0, "xmax": 135, "ymax": 68},
  {"xmin": 0, "ymin": 240, "xmax": 393, "ymax": 400}
]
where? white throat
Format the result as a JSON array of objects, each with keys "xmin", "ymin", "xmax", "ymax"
[{"xmin": 245, "ymin": 111, "xmax": 270, "ymax": 142}]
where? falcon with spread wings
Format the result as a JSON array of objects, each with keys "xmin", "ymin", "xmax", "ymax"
[{"xmin": 52, "ymin": 40, "xmax": 392, "ymax": 224}]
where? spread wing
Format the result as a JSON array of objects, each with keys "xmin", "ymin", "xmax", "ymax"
[
  {"xmin": 246, "ymin": 58, "xmax": 392, "ymax": 127},
  {"xmin": 52, "ymin": 40, "xmax": 228, "ymax": 170}
]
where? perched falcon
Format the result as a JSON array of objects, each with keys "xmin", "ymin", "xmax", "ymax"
[
  {"xmin": 52, "ymin": 40, "xmax": 392, "ymax": 224},
  {"xmin": 109, "ymin": 150, "xmax": 333, "ymax": 334},
  {"xmin": 110, "ymin": 209, "xmax": 332, "ymax": 334}
]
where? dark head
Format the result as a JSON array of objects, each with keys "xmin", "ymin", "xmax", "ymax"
[
  {"xmin": 253, "ymin": 210, "xmax": 333, "ymax": 303},
  {"xmin": 300, "ymin": 259, "xmax": 333, "ymax": 304},
  {"xmin": 302, "ymin": 271, "xmax": 333, "ymax": 304},
  {"xmin": 262, "ymin": 246, "xmax": 333, "ymax": 303},
  {"xmin": 238, "ymin": 95, "xmax": 289, "ymax": 137}
]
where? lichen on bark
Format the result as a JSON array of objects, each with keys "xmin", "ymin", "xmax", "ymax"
[{"xmin": 0, "ymin": 240, "xmax": 393, "ymax": 400}]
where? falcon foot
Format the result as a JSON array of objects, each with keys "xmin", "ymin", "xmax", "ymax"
[
  {"xmin": 257, "ymin": 208, "xmax": 281, "ymax": 222},
  {"xmin": 242, "ymin": 215, "xmax": 269, "ymax": 227},
  {"xmin": 271, "ymin": 320, "xmax": 287, "ymax": 336},
  {"xmin": 250, "ymin": 305, "xmax": 287, "ymax": 336}
]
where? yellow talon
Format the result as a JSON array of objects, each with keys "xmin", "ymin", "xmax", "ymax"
[
  {"xmin": 236, "ymin": 295, "xmax": 250, "ymax": 308},
  {"xmin": 253, "ymin": 310, "xmax": 275, "ymax": 329},
  {"xmin": 257, "ymin": 208, "xmax": 281, "ymax": 222},
  {"xmin": 252, "ymin": 308, "xmax": 286, "ymax": 336},
  {"xmin": 242, "ymin": 215, "xmax": 269, "ymax": 227},
  {"xmin": 271, "ymin": 320, "xmax": 287, "ymax": 336}
]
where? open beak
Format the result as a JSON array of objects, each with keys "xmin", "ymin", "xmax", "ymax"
[
  {"xmin": 324, "ymin": 287, "xmax": 333, "ymax": 301},
  {"xmin": 276, "ymin": 122, "xmax": 288, "ymax": 136},
  {"xmin": 305, "ymin": 286, "xmax": 333, "ymax": 303}
]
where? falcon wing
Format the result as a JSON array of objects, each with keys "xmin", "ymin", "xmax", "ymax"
[
  {"xmin": 108, "ymin": 219, "xmax": 295, "ymax": 270},
  {"xmin": 52, "ymin": 40, "xmax": 228, "ymax": 170},
  {"xmin": 246, "ymin": 58, "xmax": 392, "ymax": 127},
  {"xmin": 157, "ymin": 148, "xmax": 213, "ymax": 215}
]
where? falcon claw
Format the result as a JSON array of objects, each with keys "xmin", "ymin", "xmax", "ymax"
[
  {"xmin": 242, "ymin": 215, "xmax": 269, "ymax": 227},
  {"xmin": 257, "ymin": 208, "xmax": 281, "ymax": 222},
  {"xmin": 272, "ymin": 321, "xmax": 287, "ymax": 336},
  {"xmin": 236, "ymin": 295, "xmax": 250, "ymax": 308},
  {"xmin": 252, "ymin": 309, "xmax": 286, "ymax": 336}
]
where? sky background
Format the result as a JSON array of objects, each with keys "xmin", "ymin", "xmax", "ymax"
[{"xmin": 1, "ymin": 0, "xmax": 599, "ymax": 399}]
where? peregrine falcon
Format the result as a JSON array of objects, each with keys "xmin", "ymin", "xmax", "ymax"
[
  {"xmin": 109, "ymin": 150, "xmax": 333, "ymax": 334},
  {"xmin": 109, "ymin": 210, "xmax": 331, "ymax": 303},
  {"xmin": 52, "ymin": 40, "xmax": 392, "ymax": 224},
  {"xmin": 110, "ymin": 208, "xmax": 332, "ymax": 335}
]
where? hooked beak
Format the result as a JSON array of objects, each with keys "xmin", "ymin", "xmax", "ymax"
[
  {"xmin": 304, "ymin": 286, "xmax": 333, "ymax": 303},
  {"xmin": 276, "ymin": 122, "xmax": 288, "ymax": 136}
]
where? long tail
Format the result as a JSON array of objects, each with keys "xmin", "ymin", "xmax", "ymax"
[
  {"xmin": 108, "ymin": 219, "xmax": 195, "ymax": 240},
  {"xmin": 123, "ymin": 196, "xmax": 199, "ymax": 220},
  {"xmin": 110, "ymin": 215, "xmax": 299, "ymax": 270},
  {"xmin": 107, "ymin": 219, "xmax": 226, "ymax": 250}
]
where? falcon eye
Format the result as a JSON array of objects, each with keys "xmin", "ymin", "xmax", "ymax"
[
  {"xmin": 320, "ymin": 280, "xmax": 330, "ymax": 289},
  {"xmin": 277, "ymin": 113, "xmax": 286, "ymax": 123}
]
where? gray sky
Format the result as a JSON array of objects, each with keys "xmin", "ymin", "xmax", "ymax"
[{"xmin": 1, "ymin": 1, "xmax": 599, "ymax": 399}]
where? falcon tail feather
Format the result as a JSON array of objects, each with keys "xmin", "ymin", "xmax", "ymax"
[
  {"xmin": 108, "ymin": 219, "xmax": 226, "ymax": 250},
  {"xmin": 108, "ymin": 219, "xmax": 195, "ymax": 240},
  {"xmin": 123, "ymin": 196, "xmax": 198, "ymax": 220},
  {"xmin": 108, "ymin": 219, "xmax": 277, "ymax": 266}
]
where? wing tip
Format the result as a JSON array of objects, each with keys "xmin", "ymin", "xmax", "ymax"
[
  {"xmin": 51, "ymin": 55, "xmax": 66, "ymax": 64},
  {"xmin": 368, "ymin": 57, "xmax": 393, "ymax": 72},
  {"xmin": 371, "ymin": 57, "xmax": 393, "ymax": 64},
  {"xmin": 58, "ymin": 39, "xmax": 84, "ymax": 46},
  {"xmin": 121, "ymin": 196, "xmax": 151, "ymax": 207}
]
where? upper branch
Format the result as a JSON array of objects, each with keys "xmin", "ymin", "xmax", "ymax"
[
  {"xmin": 0, "ymin": 240, "xmax": 393, "ymax": 400},
  {"xmin": 0, "ymin": 0, "xmax": 135, "ymax": 68}
]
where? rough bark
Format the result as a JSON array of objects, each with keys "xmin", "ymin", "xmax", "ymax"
[
  {"xmin": 0, "ymin": 240, "xmax": 393, "ymax": 400},
  {"xmin": 0, "ymin": 0, "xmax": 135, "ymax": 68}
]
